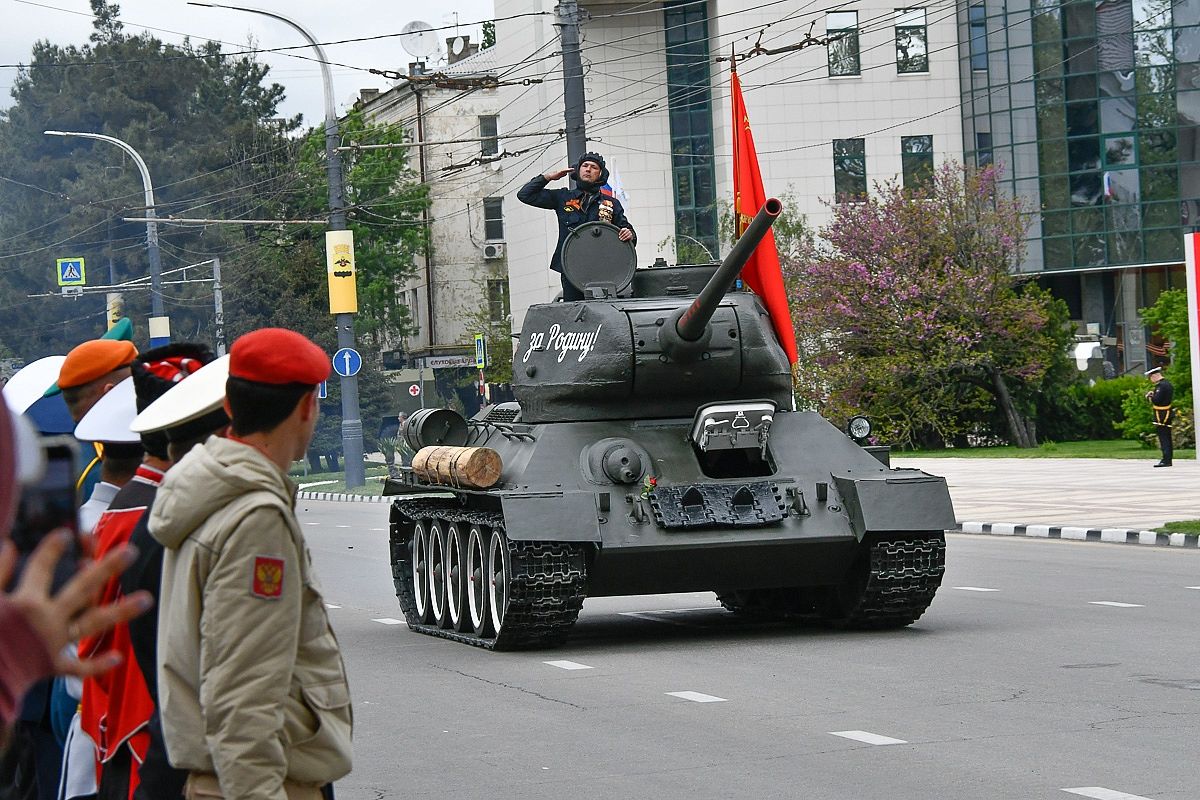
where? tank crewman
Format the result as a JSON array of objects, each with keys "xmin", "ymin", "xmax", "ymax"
[
  {"xmin": 1144, "ymin": 366, "xmax": 1174, "ymax": 467},
  {"xmin": 78, "ymin": 344, "xmax": 217, "ymax": 800},
  {"xmin": 152, "ymin": 329, "xmax": 351, "ymax": 800},
  {"xmin": 517, "ymin": 151, "xmax": 635, "ymax": 301}
]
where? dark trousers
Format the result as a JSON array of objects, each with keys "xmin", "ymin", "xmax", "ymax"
[
  {"xmin": 559, "ymin": 273, "xmax": 583, "ymax": 302},
  {"xmin": 1156, "ymin": 425, "xmax": 1172, "ymax": 463}
]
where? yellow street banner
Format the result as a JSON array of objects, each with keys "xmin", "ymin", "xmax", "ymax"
[{"xmin": 325, "ymin": 230, "xmax": 358, "ymax": 314}]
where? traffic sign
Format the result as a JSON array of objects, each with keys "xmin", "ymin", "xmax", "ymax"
[
  {"xmin": 474, "ymin": 334, "xmax": 488, "ymax": 369},
  {"xmin": 318, "ymin": 380, "xmax": 328, "ymax": 399},
  {"xmin": 56, "ymin": 257, "xmax": 86, "ymax": 287},
  {"xmin": 408, "ymin": 384, "xmax": 421, "ymax": 397},
  {"xmin": 332, "ymin": 347, "xmax": 362, "ymax": 377}
]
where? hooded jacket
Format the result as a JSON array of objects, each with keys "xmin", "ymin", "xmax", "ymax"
[
  {"xmin": 150, "ymin": 436, "xmax": 352, "ymax": 800},
  {"xmin": 517, "ymin": 157, "xmax": 635, "ymax": 274}
]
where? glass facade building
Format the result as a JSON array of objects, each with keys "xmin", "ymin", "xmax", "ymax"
[
  {"xmin": 664, "ymin": 0, "xmax": 719, "ymax": 260},
  {"xmin": 961, "ymin": 0, "xmax": 1199, "ymax": 370}
]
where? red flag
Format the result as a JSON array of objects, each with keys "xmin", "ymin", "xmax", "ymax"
[{"xmin": 731, "ymin": 67, "xmax": 798, "ymax": 364}]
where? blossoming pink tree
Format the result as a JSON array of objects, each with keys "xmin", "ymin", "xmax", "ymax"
[{"xmin": 784, "ymin": 163, "xmax": 1073, "ymax": 449}]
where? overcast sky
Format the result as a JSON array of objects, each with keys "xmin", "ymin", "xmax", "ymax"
[{"xmin": 2, "ymin": 0, "xmax": 495, "ymax": 125}]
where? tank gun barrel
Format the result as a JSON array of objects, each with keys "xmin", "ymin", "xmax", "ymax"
[{"xmin": 675, "ymin": 197, "xmax": 782, "ymax": 342}]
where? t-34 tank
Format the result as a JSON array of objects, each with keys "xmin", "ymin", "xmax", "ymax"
[{"xmin": 384, "ymin": 198, "xmax": 954, "ymax": 649}]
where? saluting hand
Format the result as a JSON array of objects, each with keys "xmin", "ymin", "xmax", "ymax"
[{"xmin": 543, "ymin": 167, "xmax": 573, "ymax": 181}]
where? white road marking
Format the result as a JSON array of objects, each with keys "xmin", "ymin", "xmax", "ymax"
[
  {"xmin": 369, "ymin": 528, "xmax": 385, "ymax": 531},
  {"xmin": 829, "ymin": 730, "xmax": 907, "ymax": 745},
  {"xmin": 544, "ymin": 660, "xmax": 593, "ymax": 670},
  {"xmin": 336, "ymin": 524, "xmax": 351, "ymax": 528},
  {"xmin": 372, "ymin": 618, "xmax": 404, "ymax": 625},
  {"xmin": 299, "ymin": 480, "xmax": 338, "ymax": 489},
  {"xmin": 1062, "ymin": 787, "xmax": 1156, "ymax": 800},
  {"xmin": 953, "ymin": 586, "xmax": 1000, "ymax": 592},
  {"xmin": 325, "ymin": 604, "xmax": 341, "ymax": 609},
  {"xmin": 1187, "ymin": 586, "xmax": 1200, "ymax": 590},
  {"xmin": 1088, "ymin": 601, "xmax": 1145, "ymax": 608},
  {"xmin": 666, "ymin": 691, "xmax": 726, "ymax": 703},
  {"xmin": 304, "ymin": 522, "xmax": 320, "ymax": 526}
]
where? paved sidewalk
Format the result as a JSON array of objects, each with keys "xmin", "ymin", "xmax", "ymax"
[{"xmin": 893, "ymin": 456, "xmax": 1199, "ymax": 531}]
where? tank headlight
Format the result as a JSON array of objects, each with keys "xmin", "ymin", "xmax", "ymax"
[{"xmin": 847, "ymin": 415, "xmax": 872, "ymax": 441}]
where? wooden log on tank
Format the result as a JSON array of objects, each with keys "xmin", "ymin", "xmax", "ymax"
[{"xmin": 411, "ymin": 445, "xmax": 503, "ymax": 489}]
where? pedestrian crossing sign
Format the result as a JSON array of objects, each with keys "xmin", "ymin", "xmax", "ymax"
[{"xmin": 56, "ymin": 257, "xmax": 86, "ymax": 287}]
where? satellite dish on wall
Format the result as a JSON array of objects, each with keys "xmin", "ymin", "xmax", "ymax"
[
  {"xmin": 400, "ymin": 21, "xmax": 439, "ymax": 61},
  {"xmin": 450, "ymin": 36, "xmax": 467, "ymax": 56}
]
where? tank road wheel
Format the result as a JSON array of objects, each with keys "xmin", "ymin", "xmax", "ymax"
[
  {"xmin": 487, "ymin": 528, "xmax": 511, "ymax": 636},
  {"xmin": 429, "ymin": 520, "xmax": 450, "ymax": 628},
  {"xmin": 821, "ymin": 533, "xmax": 946, "ymax": 630},
  {"xmin": 467, "ymin": 525, "xmax": 494, "ymax": 637},
  {"xmin": 411, "ymin": 520, "xmax": 432, "ymax": 624},
  {"xmin": 445, "ymin": 523, "xmax": 470, "ymax": 632}
]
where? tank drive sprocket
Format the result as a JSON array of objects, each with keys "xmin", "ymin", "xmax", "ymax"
[{"xmin": 389, "ymin": 498, "xmax": 588, "ymax": 650}]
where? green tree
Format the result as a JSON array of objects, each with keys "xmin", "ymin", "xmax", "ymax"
[
  {"xmin": 784, "ymin": 163, "xmax": 1075, "ymax": 449},
  {"xmin": 229, "ymin": 112, "xmax": 428, "ymax": 468},
  {"xmin": 0, "ymin": 0, "xmax": 297, "ymax": 356},
  {"xmin": 1118, "ymin": 288, "xmax": 1194, "ymax": 447}
]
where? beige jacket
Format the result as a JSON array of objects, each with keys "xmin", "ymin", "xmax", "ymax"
[{"xmin": 151, "ymin": 437, "xmax": 352, "ymax": 800}]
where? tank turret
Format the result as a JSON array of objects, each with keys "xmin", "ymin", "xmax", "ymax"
[{"xmin": 514, "ymin": 199, "xmax": 790, "ymax": 423}]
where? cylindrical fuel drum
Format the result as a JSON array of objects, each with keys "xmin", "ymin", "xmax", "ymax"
[
  {"xmin": 411, "ymin": 445, "xmax": 503, "ymax": 489},
  {"xmin": 402, "ymin": 408, "xmax": 469, "ymax": 452}
]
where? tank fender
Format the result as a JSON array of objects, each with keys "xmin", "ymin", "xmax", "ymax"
[
  {"xmin": 830, "ymin": 470, "xmax": 956, "ymax": 540},
  {"xmin": 500, "ymin": 491, "xmax": 603, "ymax": 542}
]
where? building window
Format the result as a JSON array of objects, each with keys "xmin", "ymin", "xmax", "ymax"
[
  {"xmin": 975, "ymin": 132, "xmax": 994, "ymax": 167},
  {"xmin": 833, "ymin": 138, "xmax": 867, "ymax": 200},
  {"xmin": 664, "ymin": 0, "xmax": 719, "ymax": 260},
  {"xmin": 479, "ymin": 115, "xmax": 499, "ymax": 156},
  {"xmin": 409, "ymin": 288, "xmax": 420, "ymax": 336},
  {"xmin": 483, "ymin": 197, "xmax": 504, "ymax": 240},
  {"xmin": 827, "ymin": 12, "xmax": 860, "ymax": 76},
  {"xmin": 902, "ymin": 135, "xmax": 934, "ymax": 189},
  {"xmin": 487, "ymin": 279, "xmax": 510, "ymax": 323},
  {"xmin": 968, "ymin": 5, "xmax": 987, "ymax": 72},
  {"xmin": 895, "ymin": 9, "xmax": 929, "ymax": 74}
]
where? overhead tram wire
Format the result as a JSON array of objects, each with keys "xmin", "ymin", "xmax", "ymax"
[{"xmin": 6, "ymin": 0, "xmax": 553, "ymax": 73}]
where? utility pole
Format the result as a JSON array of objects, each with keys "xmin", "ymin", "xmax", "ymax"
[
  {"xmin": 212, "ymin": 256, "xmax": 226, "ymax": 356},
  {"xmin": 556, "ymin": 0, "xmax": 587, "ymax": 167},
  {"xmin": 190, "ymin": 2, "xmax": 366, "ymax": 488}
]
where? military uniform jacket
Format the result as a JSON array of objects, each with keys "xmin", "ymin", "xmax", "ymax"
[
  {"xmin": 1151, "ymin": 377, "xmax": 1174, "ymax": 426},
  {"xmin": 517, "ymin": 175, "xmax": 635, "ymax": 273},
  {"xmin": 151, "ymin": 436, "xmax": 352, "ymax": 800}
]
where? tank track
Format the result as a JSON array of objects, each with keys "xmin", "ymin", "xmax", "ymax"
[
  {"xmin": 389, "ymin": 499, "xmax": 588, "ymax": 650},
  {"xmin": 829, "ymin": 534, "xmax": 945, "ymax": 629},
  {"xmin": 717, "ymin": 534, "xmax": 945, "ymax": 629}
]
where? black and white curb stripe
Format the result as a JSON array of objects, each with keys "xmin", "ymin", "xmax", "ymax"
[
  {"xmin": 957, "ymin": 522, "xmax": 1198, "ymax": 548},
  {"xmin": 297, "ymin": 491, "xmax": 387, "ymax": 504}
]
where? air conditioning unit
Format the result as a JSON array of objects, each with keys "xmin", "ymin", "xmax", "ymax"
[{"xmin": 483, "ymin": 242, "xmax": 506, "ymax": 260}]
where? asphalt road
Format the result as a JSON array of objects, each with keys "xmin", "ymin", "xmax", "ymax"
[{"xmin": 298, "ymin": 500, "xmax": 1200, "ymax": 800}]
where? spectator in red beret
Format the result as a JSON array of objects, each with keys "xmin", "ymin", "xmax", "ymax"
[{"xmin": 149, "ymin": 328, "xmax": 350, "ymax": 799}]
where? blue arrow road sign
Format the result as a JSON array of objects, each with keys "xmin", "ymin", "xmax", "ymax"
[{"xmin": 332, "ymin": 347, "xmax": 362, "ymax": 377}]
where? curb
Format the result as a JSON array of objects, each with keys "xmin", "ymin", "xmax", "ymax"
[
  {"xmin": 956, "ymin": 522, "xmax": 1199, "ymax": 548},
  {"xmin": 297, "ymin": 491, "xmax": 387, "ymax": 504}
]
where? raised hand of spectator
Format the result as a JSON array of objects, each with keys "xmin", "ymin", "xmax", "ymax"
[{"xmin": 0, "ymin": 531, "xmax": 152, "ymax": 678}]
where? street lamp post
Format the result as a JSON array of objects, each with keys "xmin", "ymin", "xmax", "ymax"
[
  {"xmin": 44, "ymin": 130, "xmax": 169, "ymax": 345},
  {"xmin": 189, "ymin": 2, "xmax": 365, "ymax": 488}
]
